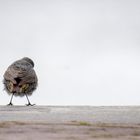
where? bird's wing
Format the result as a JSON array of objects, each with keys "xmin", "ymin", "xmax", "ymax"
[
  {"xmin": 4, "ymin": 67, "xmax": 17, "ymax": 84},
  {"xmin": 4, "ymin": 60, "xmax": 33, "ymax": 83},
  {"xmin": 4, "ymin": 59, "xmax": 37, "ymax": 86},
  {"xmin": 19, "ymin": 70, "xmax": 38, "ymax": 86}
]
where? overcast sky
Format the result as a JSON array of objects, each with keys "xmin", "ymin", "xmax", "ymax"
[{"xmin": 0, "ymin": 0, "xmax": 140, "ymax": 105}]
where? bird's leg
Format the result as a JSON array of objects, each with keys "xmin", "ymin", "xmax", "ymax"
[
  {"xmin": 7, "ymin": 93, "xmax": 14, "ymax": 106},
  {"xmin": 25, "ymin": 94, "xmax": 35, "ymax": 106}
]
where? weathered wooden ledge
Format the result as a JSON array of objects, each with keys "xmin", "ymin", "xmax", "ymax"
[{"xmin": 0, "ymin": 106, "xmax": 140, "ymax": 140}]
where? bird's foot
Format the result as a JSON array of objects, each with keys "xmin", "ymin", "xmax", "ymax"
[
  {"xmin": 26, "ymin": 103, "xmax": 35, "ymax": 106},
  {"xmin": 7, "ymin": 102, "xmax": 13, "ymax": 106}
]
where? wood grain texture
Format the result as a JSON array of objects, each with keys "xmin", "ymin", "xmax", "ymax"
[{"xmin": 0, "ymin": 106, "xmax": 139, "ymax": 140}]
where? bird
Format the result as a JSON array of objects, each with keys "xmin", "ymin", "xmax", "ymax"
[{"xmin": 3, "ymin": 57, "xmax": 38, "ymax": 106}]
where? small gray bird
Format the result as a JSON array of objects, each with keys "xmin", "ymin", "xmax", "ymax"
[{"xmin": 3, "ymin": 57, "xmax": 38, "ymax": 106}]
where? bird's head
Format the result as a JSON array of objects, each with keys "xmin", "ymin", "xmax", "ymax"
[{"xmin": 22, "ymin": 57, "xmax": 34, "ymax": 68}]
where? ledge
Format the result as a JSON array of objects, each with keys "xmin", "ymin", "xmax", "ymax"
[{"xmin": 0, "ymin": 106, "xmax": 140, "ymax": 140}]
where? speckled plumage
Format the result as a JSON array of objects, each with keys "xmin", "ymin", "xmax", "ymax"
[{"xmin": 3, "ymin": 57, "xmax": 38, "ymax": 105}]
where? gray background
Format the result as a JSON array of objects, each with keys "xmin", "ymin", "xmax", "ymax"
[{"xmin": 0, "ymin": 0, "xmax": 140, "ymax": 105}]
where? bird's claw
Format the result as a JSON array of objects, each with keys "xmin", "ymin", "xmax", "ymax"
[
  {"xmin": 26, "ymin": 103, "xmax": 35, "ymax": 106},
  {"xmin": 7, "ymin": 102, "xmax": 13, "ymax": 106}
]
